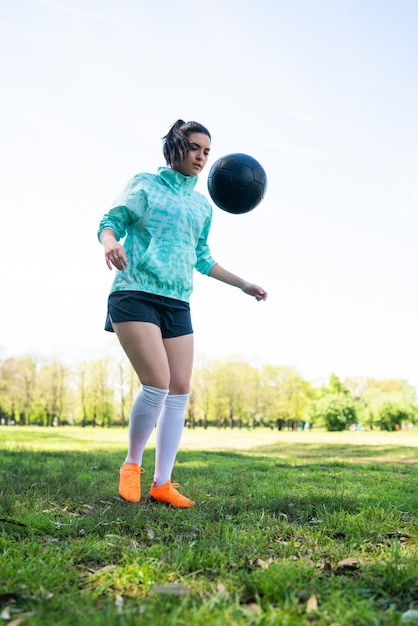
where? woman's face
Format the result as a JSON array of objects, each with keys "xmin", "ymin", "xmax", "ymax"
[{"xmin": 173, "ymin": 132, "xmax": 211, "ymax": 176}]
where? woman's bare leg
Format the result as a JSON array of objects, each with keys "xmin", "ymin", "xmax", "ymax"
[
  {"xmin": 113, "ymin": 321, "xmax": 171, "ymax": 388},
  {"xmin": 113, "ymin": 324, "xmax": 195, "ymax": 505},
  {"xmin": 112, "ymin": 321, "xmax": 170, "ymax": 501},
  {"xmin": 164, "ymin": 332, "xmax": 194, "ymax": 394}
]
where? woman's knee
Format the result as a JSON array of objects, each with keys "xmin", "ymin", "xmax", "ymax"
[{"xmin": 168, "ymin": 381, "xmax": 191, "ymax": 395}]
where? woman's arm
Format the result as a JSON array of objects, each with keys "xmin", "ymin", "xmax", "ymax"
[{"xmin": 209, "ymin": 264, "xmax": 267, "ymax": 301}]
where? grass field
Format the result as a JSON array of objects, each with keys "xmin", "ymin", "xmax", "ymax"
[{"xmin": 0, "ymin": 426, "xmax": 417, "ymax": 625}]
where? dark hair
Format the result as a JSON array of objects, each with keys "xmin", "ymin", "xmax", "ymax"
[{"xmin": 162, "ymin": 119, "xmax": 211, "ymax": 167}]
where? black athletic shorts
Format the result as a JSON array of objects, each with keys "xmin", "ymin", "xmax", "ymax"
[{"xmin": 105, "ymin": 290, "xmax": 193, "ymax": 339}]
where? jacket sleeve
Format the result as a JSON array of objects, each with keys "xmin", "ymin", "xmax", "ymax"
[
  {"xmin": 195, "ymin": 212, "xmax": 217, "ymax": 276},
  {"xmin": 97, "ymin": 175, "xmax": 148, "ymax": 241}
]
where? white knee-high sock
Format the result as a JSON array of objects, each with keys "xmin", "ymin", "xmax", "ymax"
[
  {"xmin": 153, "ymin": 393, "xmax": 189, "ymax": 486},
  {"xmin": 125, "ymin": 385, "xmax": 169, "ymax": 466}
]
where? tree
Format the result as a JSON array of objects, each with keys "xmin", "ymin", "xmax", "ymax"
[
  {"xmin": 218, "ymin": 358, "xmax": 255, "ymax": 428},
  {"xmin": 114, "ymin": 359, "xmax": 137, "ymax": 427},
  {"xmin": 326, "ymin": 373, "xmax": 348, "ymax": 395},
  {"xmin": 1, "ymin": 350, "xmax": 417, "ymax": 431},
  {"xmin": 75, "ymin": 358, "xmax": 115, "ymax": 426},
  {"xmin": 0, "ymin": 356, "xmax": 38, "ymax": 424},
  {"xmin": 35, "ymin": 361, "xmax": 70, "ymax": 426},
  {"xmin": 77, "ymin": 362, "xmax": 89, "ymax": 427},
  {"xmin": 344, "ymin": 377, "xmax": 417, "ymax": 429},
  {"xmin": 190, "ymin": 356, "xmax": 216, "ymax": 428},
  {"xmin": 309, "ymin": 393, "xmax": 357, "ymax": 431},
  {"xmin": 260, "ymin": 365, "xmax": 310, "ymax": 429},
  {"xmin": 90, "ymin": 358, "xmax": 115, "ymax": 427},
  {"xmin": 377, "ymin": 401, "xmax": 417, "ymax": 431}
]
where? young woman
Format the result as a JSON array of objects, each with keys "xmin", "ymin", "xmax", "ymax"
[{"xmin": 98, "ymin": 120, "xmax": 267, "ymax": 508}]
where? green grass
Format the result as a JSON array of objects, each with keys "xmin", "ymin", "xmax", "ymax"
[{"xmin": 0, "ymin": 426, "xmax": 417, "ymax": 625}]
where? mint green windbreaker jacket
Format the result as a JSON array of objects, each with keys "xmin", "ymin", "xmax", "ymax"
[{"xmin": 97, "ymin": 167, "xmax": 217, "ymax": 303}]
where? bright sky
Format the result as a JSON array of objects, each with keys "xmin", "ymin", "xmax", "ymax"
[{"xmin": 1, "ymin": 0, "xmax": 418, "ymax": 390}]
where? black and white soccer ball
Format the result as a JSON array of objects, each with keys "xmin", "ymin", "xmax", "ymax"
[{"xmin": 207, "ymin": 153, "xmax": 267, "ymax": 214}]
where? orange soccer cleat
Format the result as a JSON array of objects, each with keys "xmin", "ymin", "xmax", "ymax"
[
  {"xmin": 149, "ymin": 481, "xmax": 195, "ymax": 508},
  {"xmin": 119, "ymin": 463, "xmax": 144, "ymax": 502}
]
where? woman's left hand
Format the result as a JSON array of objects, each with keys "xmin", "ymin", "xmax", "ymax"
[{"xmin": 242, "ymin": 283, "xmax": 268, "ymax": 301}]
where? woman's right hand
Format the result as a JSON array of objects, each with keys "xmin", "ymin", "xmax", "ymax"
[{"xmin": 101, "ymin": 230, "xmax": 128, "ymax": 271}]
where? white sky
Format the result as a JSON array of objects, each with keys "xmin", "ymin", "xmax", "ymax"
[{"xmin": 1, "ymin": 0, "xmax": 417, "ymax": 389}]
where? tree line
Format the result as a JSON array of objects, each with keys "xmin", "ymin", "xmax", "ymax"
[{"xmin": 0, "ymin": 352, "xmax": 417, "ymax": 431}]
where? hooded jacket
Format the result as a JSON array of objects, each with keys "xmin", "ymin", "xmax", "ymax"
[{"xmin": 98, "ymin": 167, "xmax": 216, "ymax": 302}]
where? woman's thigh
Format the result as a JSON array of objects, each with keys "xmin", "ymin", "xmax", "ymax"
[
  {"xmin": 112, "ymin": 321, "xmax": 170, "ymax": 389},
  {"xmin": 163, "ymin": 333, "xmax": 194, "ymax": 395}
]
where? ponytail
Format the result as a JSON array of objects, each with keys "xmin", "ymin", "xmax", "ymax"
[{"xmin": 162, "ymin": 119, "xmax": 211, "ymax": 167}]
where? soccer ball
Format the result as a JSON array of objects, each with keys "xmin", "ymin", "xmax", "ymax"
[{"xmin": 207, "ymin": 153, "xmax": 267, "ymax": 214}]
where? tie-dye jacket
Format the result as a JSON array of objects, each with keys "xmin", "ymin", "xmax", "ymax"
[{"xmin": 98, "ymin": 167, "xmax": 216, "ymax": 302}]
